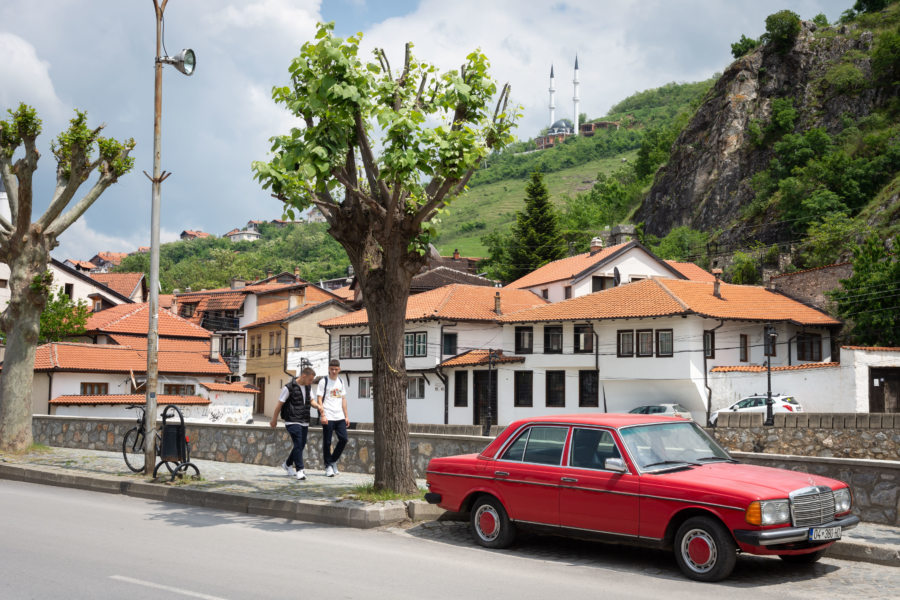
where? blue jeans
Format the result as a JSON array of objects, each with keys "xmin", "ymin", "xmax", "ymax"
[
  {"xmin": 285, "ymin": 424, "xmax": 308, "ymax": 470},
  {"xmin": 322, "ymin": 420, "xmax": 348, "ymax": 466}
]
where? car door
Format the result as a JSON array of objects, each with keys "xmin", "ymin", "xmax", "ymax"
[
  {"xmin": 491, "ymin": 425, "xmax": 568, "ymax": 526},
  {"xmin": 558, "ymin": 427, "xmax": 640, "ymax": 537}
]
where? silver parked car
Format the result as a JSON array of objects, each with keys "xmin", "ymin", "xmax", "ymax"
[
  {"xmin": 710, "ymin": 394, "xmax": 803, "ymax": 426},
  {"xmin": 629, "ymin": 403, "xmax": 692, "ymax": 419}
]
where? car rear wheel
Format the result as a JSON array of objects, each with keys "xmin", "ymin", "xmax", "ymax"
[
  {"xmin": 470, "ymin": 496, "xmax": 515, "ymax": 549},
  {"xmin": 674, "ymin": 516, "xmax": 737, "ymax": 582},
  {"xmin": 779, "ymin": 549, "xmax": 827, "ymax": 564}
]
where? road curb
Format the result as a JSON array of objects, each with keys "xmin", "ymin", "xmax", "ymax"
[
  {"xmin": 829, "ymin": 538, "xmax": 900, "ymax": 567},
  {"xmin": 0, "ymin": 462, "xmax": 410, "ymax": 530}
]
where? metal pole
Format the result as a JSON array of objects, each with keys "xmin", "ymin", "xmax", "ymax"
[
  {"xmin": 144, "ymin": 0, "xmax": 167, "ymax": 471},
  {"xmin": 765, "ymin": 325, "xmax": 775, "ymax": 426}
]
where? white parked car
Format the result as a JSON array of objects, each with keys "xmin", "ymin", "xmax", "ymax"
[
  {"xmin": 710, "ymin": 394, "xmax": 803, "ymax": 426},
  {"xmin": 628, "ymin": 403, "xmax": 692, "ymax": 420}
]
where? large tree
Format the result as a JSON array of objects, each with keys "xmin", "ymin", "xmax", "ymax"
[
  {"xmin": 0, "ymin": 104, "xmax": 134, "ymax": 451},
  {"xmin": 482, "ymin": 171, "xmax": 564, "ymax": 283},
  {"xmin": 254, "ymin": 23, "xmax": 516, "ymax": 493}
]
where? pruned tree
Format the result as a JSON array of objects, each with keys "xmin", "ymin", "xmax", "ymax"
[
  {"xmin": 253, "ymin": 23, "xmax": 517, "ymax": 493},
  {"xmin": 0, "ymin": 104, "xmax": 134, "ymax": 451}
]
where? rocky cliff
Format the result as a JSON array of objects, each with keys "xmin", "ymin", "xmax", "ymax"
[{"xmin": 635, "ymin": 19, "xmax": 885, "ymax": 246}]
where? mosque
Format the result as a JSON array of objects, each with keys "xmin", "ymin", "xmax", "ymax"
[{"xmin": 535, "ymin": 57, "xmax": 620, "ymax": 150}]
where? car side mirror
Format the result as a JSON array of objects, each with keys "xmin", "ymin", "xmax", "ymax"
[{"xmin": 605, "ymin": 458, "xmax": 628, "ymax": 473}]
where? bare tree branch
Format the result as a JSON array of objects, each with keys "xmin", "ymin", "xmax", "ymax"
[
  {"xmin": 393, "ymin": 43, "xmax": 412, "ymax": 111},
  {"xmin": 414, "ymin": 73, "xmax": 429, "ymax": 109},
  {"xmin": 45, "ymin": 173, "xmax": 115, "ymax": 237},
  {"xmin": 411, "ymin": 177, "xmax": 457, "ymax": 231},
  {"xmin": 13, "ymin": 134, "xmax": 40, "ymax": 234},
  {"xmin": 0, "ymin": 159, "xmax": 18, "ymax": 220},
  {"xmin": 35, "ymin": 134, "xmax": 96, "ymax": 232},
  {"xmin": 354, "ymin": 112, "xmax": 390, "ymax": 202},
  {"xmin": 376, "ymin": 49, "xmax": 392, "ymax": 80}
]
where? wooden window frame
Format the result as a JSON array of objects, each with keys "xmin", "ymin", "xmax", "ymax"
[
  {"xmin": 515, "ymin": 327, "xmax": 533, "ymax": 354},
  {"xmin": 655, "ymin": 329, "xmax": 673, "ymax": 357},
  {"xmin": 574, "ymin": 324, "xmax": 593, "ymax": 354},
  {"xmin": 514, "ymin": 371, "xmax": 533, "ymax": 407},
  {"xmin": 617, "ymin": 330, "xmax": 634, "ymax": 357},
  {"xmin": 739, "ymin": 334, "xmax": 748, "ymax": 362},
  {"xmin": 578, "ymin": 370, "xmax": 599, "ymax": 407},
  {"xmin": 636, "ymin": 329, "xmax": 654, "ymax": 357},
  {"xmin": 80, "ymin": 382, "xmax": 108, "ymax": 395},
  {"xmin": 454, "ymin": 371, "xmax": 468, "ymax": 407},
  {"xmin": 704, "ymin": 330, "xmax": 716, "ymax": 359},
  {"xmin": 545, "ymin": 370, "xmax": 565, "ymax": 407},
  {"xmin": 544, "ymin": 326, "xmax": 563, "ymax": 354}
]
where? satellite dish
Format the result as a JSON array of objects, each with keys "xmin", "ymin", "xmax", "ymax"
[{"xmin": 613, "ymin": 267, "xmax": 621, "ymax": 287}]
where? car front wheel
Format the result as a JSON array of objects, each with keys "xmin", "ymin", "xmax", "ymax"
[
  {"xmin": 673, "ymin": 516, "xmax": 737, "ymax": 582},
  {"xmin": 470, "ymin": 496, "xmax": 515, "ymax": 549}
]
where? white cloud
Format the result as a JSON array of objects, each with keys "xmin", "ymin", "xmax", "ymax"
[
  {"xmin": 53, "ymin": 218, "xmax": 179, "ymax": 262},
  {"xmin": 203, "ymin": 0, "xmax": 321, "ymax": 41},
  {"xmin": 0, "ymin": 33, "xmax": 66, "ymax": 121}
]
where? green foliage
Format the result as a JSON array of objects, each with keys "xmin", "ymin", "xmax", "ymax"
[
  {"xmin": 50, "ymin": 109, "xmax": 135, "ymax": 180},
  {"xmin": 480, "ymin": 171, "xmax": 565, "ymax": 283},
  {"xmin": 764, "ymin": 10, "xmax": 802, "ymax": 53},
  {"xmin": 0, "ymin": 104, "xmax": 41, "ymax": 158},
  {"xmin": 559, "ymin": 169, "xmax": 637, "ymax": 252},
  {"xmin": 823, "ymin": 62, "xmax": 867, "ymax": 94},
  {"xmin": 800, "ymin": 213, "xmax": 867, "ymax": 267},
  {"xmin": 39, "ymin": 288, "xmax": 91, "ymax": 343},
  {"xmin": 729, "ymin": 251, "xmax": 761, "ymax": 284},
  {"xmin": 813, "ymin": 13, "xmax": 830, "ymax": 27},
  {"xmin": 731, "ymin": 34, "xmax": 760, "ymax": 59},
  {"xmin": 116, "ymin": 222, "xmax": 351, "ymax": 293},
  {"xmin": 647, "ymin": 226, "xmax": 710, "ymax": 263},
  {"xmin": 854, "ymin": 0, "xmax": 892, "ymax": 13},
  {"xmin": 829, "ymin": 234, "xmax": 900, "ymax": 345},
  {"xmin": 871, "ymin": 27, "xmax": 900, "ymax": 86}
]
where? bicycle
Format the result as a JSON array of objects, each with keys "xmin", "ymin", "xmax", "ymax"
[{"xmin": 122, "ymin": 405, "xmax": 196, "ymax": 479}]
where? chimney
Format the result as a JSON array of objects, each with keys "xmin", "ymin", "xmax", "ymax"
[
  {"xmin": 184, "ymin": 286, "xmax": 191, "ymax": 293},
  {"xmin": 294, "ymin": 266, "xmax": 300, "ymax": 279},
  {"xmin": 210, "ymin": 334, "xmax": 221, "ymax": 361},
  {"xmin": 453, "ymin": 249, "xmax": 460, "ymax": 260},
  {"xmin": 590, "ymin": 236, "xmax": 604, "ymax": 255},
  {"xmin": 266, "ymin": 269, "xmax": 273, "ymax": 279},
  {"xmin": 494, "ymin": 291, "xmax": 502, "ymax": 315},
  {"xmin": 230, "ymin": 277, "xmax": 245, "ymax": 290},
  {"xmin": 712, "ymin": 268, "xmax": 723, "ymax": 299}
]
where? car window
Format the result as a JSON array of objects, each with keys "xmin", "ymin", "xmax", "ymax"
[
  {"xmin": 735, "ymin": 399, "xmax": 752, "ymax": 409},
  {"xmin": 500, "ymin": 429, "xmax": 529, "ymax": 462},
  {"xmin": 629, "ymin": 407, "xmax": 646, "ymax": 414},
  {"xmin": 673, "ymin": 404, "xmax": 688, "ymax": 412},
  {"xmin": 522, "ymin": 426, "xmax": 568, "ymax": 465},
  {"xmin": 783, "ymin": 397, "xmax": 799, "ymax": 405},
  {"xmin": 570, "ymin": 428, "xmax": 621, "ymax": 469},
  {"xmin": 648, "ymin": 406, "xmax": 665, "ymax": 414},
  {"xmin": 751, "ymin": 398, "xmax": 765, "ymax": 407}
]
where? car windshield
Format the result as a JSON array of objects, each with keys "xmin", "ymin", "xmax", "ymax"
[{"xmin": 619, "ymin": 422, "xmax": 732, "ymax": 472}]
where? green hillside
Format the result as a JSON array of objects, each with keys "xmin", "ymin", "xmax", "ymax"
[{"xmin": 433, "ymin": 152, "xmax": 636, "ymax": 256}]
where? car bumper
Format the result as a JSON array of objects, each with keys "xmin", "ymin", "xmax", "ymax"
[
  {"xmin": 424, "ymin": 492, "xmax": 442, "ymax": 504},
  {"xmin": 733, "ymin": 514, "xmax": 860, "ymax": 546}
]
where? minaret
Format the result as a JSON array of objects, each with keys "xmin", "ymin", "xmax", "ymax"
[
  {"xmin": 572, "ymin": 55, "xmax": 580, "ymax": 136},
  {"xmin": 548, "ymin": 65, "xmax": 556, "ymax": 128}
]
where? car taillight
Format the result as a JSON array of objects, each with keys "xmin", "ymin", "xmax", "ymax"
[{"xmin": 784, "ymin": 406, "xmax": 793, "ymax": 412}]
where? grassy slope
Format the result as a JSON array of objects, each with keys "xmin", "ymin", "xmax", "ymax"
[{"xmin": 434, "ymin": 151, "xmax": 637, "ymax": 256}]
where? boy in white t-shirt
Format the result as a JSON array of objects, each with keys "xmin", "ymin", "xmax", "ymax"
[{"xmin": 314, "ymin": 359, "xmax": 349, "ymax": 477}]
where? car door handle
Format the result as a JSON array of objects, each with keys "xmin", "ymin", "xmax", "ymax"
[
  {"xmin": 494, "ymin": 471, "xmax": 509, "ymax": 477},
  {"xmin": 560, "ymin": 477, "xmax": 578, "ymax": 483}
]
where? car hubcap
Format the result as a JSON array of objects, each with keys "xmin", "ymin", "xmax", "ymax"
[
  {"xmin": 682, "ymin": 529, "xmax": 717, "ymax": 572},
  {"xmin": 475, "ymin": 505, "xmax": 500, "ymax": 541}
]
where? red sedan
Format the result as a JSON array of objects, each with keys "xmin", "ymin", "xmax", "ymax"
[{"xmin": 424, "ymin": 414, "xmax": 858, "ymax": 582}]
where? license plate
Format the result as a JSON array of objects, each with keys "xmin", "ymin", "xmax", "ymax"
[{"xmin": 809, "ymin": 526, "xmax": 841, "ymax": 541}]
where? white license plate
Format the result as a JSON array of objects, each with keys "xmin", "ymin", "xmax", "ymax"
[{"xmin": 809, "ymin": 526, "xmax": 841, "ymax": 541}]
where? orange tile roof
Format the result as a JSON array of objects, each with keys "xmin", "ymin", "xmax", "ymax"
[
  {"xmin": 108, "ymin": 334, "xmax": 211, "ymax": 353},
  {"xmin": 182, "ymin": 230, "xmax": 211, "ymax": 238},
  {"xmin": 34, "ymin": 342, "xmax": 231, "ymax": 375},
  {"xmin": 86, "ymin": 304, "xmax": 211, "ymax": 338},
  {"xmin": 330, "ymin": 285, "xmax": 354, "ymax": 300},
  {"xmin": 67, "ymin": 259, "xmax": 97, "ymax": 269},
  {"xmin": 842, "ymin": 346, "xmax": 900, "ymax": 352},
  {"xmin": 439, "ymin": 350, "xmax": 525, "ymax": 367},
  {"xmin": 51, "ymin": 394, "xmax": 209, "ymax": 406},
  {"xmin": 242, "ymin": 301, "xmax": 330, "ymax": 329},
  {"xmin": 506, "ymin": 242, "xmax": 631, "ymax": 289},
  {"xmin": 199, "ymin": 382, "xmax": 260, "ymax": 393},
  {"xmin": 499, "ymin": 278, "xmax": 841, "ymax": 326},
  {"xmin": 89, "ymin": 272, "xmax": 144, "ymax": 298},
  {"xmin": 319, "ymin": 284, "xmax": 549, "ymax": 328},
  {"xmin": 95, "ymin": 252, "xmax": 129, "ymax": 265},
  {"xmin": 203, "ymin": 293, "xmax": 247, "ymax": 311},
  {"xmin": 710, "ymin": 362, "xmax": 839, "ymax": 373},
  {"xmin": 664, "ymin": 261, "xmax": 717, "ymax": 282},
  {"xmin": 159, "ymin": 294, "xmax": 174, "ymax": 309}
]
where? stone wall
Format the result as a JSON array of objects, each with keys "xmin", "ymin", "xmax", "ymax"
[{"xmin": 32, "ymin": 415, "xmax": 898, "ymax": 525}]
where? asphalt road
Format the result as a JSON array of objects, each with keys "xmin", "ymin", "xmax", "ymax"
[{"xmin": 1, "ymin": 480, "xmax": 897, "ymax": 599}]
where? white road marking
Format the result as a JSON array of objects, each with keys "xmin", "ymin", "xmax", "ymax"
[{"xmin": 109, "ymin": 575, "xmax": 229, "ymax": 600}]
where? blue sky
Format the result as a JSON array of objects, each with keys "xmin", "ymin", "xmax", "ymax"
[{"xmin": 0, "ymin": 0, "xmax": 850, "ymax": 262}]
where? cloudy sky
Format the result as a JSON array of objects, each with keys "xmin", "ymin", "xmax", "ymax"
[{"xmin": 1, "ymin": 0, "xmax": 849, "ymax": 261}]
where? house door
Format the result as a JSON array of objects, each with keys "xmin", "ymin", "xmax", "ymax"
[
  {"xmin": 255, "ymin": 377, "xmax": 267, "ymax": 415},
  {"xmin": 473, "ymin": 370, "xmax": 498, "ymax": 427},
  {"xmin": 870, "ymin": 368, "xmax": 900, "ymax": 413}
]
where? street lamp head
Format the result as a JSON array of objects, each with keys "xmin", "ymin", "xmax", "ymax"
[{"xmin": 160, "ymin": 49, "xmax": 196, "ymax": 76}]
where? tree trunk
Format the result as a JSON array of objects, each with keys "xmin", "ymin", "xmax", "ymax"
[{"xmin": 0, "ymin": 238, "xmax": 50, "ymax": 452}]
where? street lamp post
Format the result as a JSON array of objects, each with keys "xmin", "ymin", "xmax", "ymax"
[
  {"xmin": 765, "ymin": 325, "xmax": 778, "ymax": 426},
  {"xmin": 144, "ymin": 0, "xmax": 195, "ymax": 471}
]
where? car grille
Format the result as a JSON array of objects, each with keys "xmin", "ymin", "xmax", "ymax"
[{"xmin": 790, "ymin": 486, "xmax": 836, "ymax": 527}]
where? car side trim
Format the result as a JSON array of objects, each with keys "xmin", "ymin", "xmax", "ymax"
[{"xmin": 513, "ymin": 520, "xmax": 663, "ymax": 544}]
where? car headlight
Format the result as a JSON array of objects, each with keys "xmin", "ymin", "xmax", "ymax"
[
  {"xmin": 746, "ymin": 500, "xmax": 791, "ymax": 526},
  {"xmin": 834, "ymin": 487, "xmax": 852, "ymax": 513}
]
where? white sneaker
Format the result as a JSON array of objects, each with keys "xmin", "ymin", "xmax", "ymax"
[
  {"xmin": 295, "ymin": 470, "xmax": 307, "ymax": 481},
  {"xmin": 325, "ymin": 464, "xmax": 335, "ymax": 477},
  {"xmin": 331, "ymin": 464, "xmax": 340, "ymax": 476},
  {"xmin": 282, "ymin": 462, "xmax": 297, "ymax": 477}
]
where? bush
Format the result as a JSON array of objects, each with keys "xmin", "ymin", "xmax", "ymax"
[
  {"xmin": 765, "ymin": 10, "xmax": 802, "ymax": 53},
  {"xmin": 729, "ymin": 251, "xmax": 761, "ymax": 284},
  {"xmin": 872, "ymin": 28, "xmax": 900, "ymax": 86},
  {"xmin": 824, "ymin": 62, "xmax": 867, "ymax": 93},
  {"xmin": 731, "ymin": 34, "xmax": 760, "ymax": 59},
  {"xmin": 813, "ymin": 13, "xmax": 829, "ymax": 27}
]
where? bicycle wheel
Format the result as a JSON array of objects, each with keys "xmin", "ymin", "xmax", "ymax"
[
  {"xmin": 172, "ymin": 462, "xmax": 201, "ymax": 482},
  {"xmin": 122, "ymin": 427, "xmax": 146, "ymax": 473}
]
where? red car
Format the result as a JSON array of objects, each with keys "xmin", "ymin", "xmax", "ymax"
[{"xmin": 425, "ymin": 414, "xmax": 858, "ymax": 582}]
